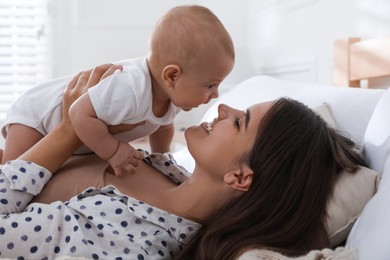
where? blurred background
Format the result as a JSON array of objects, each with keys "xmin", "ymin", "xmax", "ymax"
[{"xmin": 1, "ymin": 0, "xmax": 390, "ymax": 146}]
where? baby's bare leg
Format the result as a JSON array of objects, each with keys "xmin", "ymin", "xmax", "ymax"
[{"xmin": 1, "ymin": 124, "xmax": 44, "ymax": 164}]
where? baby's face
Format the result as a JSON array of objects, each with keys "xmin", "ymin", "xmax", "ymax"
[{"xmin": 169, "ymin": 53, "xmax": 234, "ymax": 111}]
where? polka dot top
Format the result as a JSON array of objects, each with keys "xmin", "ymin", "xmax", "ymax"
[{"xmin": 0, "ymin": 152, "xmax": 200, "ymax": 259}]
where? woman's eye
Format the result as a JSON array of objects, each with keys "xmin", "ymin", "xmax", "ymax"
[{"xmin": 234, "ymin": 118, "xmax": 240, "ymax": 129}]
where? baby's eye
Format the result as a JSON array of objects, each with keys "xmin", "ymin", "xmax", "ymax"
[
  {"xmin": 234, "ymin": 118, "xmax": 240, "ymax": 129},
  {"xmin": 208, "ymin": 84, "xmax": 217, "ymax": 89}
]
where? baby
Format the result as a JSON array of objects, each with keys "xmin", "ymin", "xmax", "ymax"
[{"xmin": 1, "ymin": 5, "xmax": 235, "ymax": 176}]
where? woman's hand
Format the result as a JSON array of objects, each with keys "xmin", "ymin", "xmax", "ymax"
[
  {"xmin": 18, "ymin": 64, "xmax": 122, "ymax": 173},
  {"xmin": 63, "ymin": 65, "xmax": 144, "ymax": 135},
  {"xmin": 62, "ymin": 64, "xmax": 123, "ymax": 125}
]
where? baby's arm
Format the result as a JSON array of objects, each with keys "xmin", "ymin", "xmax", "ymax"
[
  {"xmin": 149, "ymin": 123, "xmax": 174, "ymax": 153},
  {"xmin": 69, "ymin": 95, "xmax": 144, "ymax": 176},
  {"xmin": 69, "ymin": 93, "xmax": 118, "ymax": 159}
]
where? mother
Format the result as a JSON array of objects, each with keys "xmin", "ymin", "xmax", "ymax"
[{"xmin": 0, "ymin": 65, "xmax": 365, "ymax": 259}]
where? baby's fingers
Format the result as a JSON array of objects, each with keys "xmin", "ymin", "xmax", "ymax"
[
  {"xmin": 133, "ymin": 150, "xmax": 144, "ymax": 160},
  {"xmin": 123, "ymin": 164, "xmax": 136, "ymax": 175},
  {"xmin": 114, "ymin": 167, "xmax": 123, "ymax": 177}
]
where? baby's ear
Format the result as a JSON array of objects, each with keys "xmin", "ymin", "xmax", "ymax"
[
  {"xmin": 162, "ymin": 65, "xmax": 181, "ymax": 87},
  {"xmin": 223, "ymin": 165, "xmax": 253, "ymax": 192}
]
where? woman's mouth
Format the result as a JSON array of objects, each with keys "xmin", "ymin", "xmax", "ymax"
[{"xmin": 205, "ymin": 122, "xmax": 213, "ymax": 134}]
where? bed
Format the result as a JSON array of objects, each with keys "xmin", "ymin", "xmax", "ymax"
[{"xmin": 173, "ymin": 36, "xmax": 390, "ymax": 260}]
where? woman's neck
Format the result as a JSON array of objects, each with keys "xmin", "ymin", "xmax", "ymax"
[
  {"xmin": 151, "ymin": 169, "xmax": 235, "ymax": 223},
  {"xmin": 106, "ymin": 160, "xmax": 235, "ymax": 224}
]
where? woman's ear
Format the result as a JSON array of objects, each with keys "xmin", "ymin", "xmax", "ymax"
[
  {"xmin": 223, "ymin": 165, "xmax": 253, "ymax": 192},
  {"xmin": 162, "ymin": 65, "xmax": 181, "ymax": 88}
]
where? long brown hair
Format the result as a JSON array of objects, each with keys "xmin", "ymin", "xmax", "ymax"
[{"xmin": 175, "ymin": 98, "xmax": 366, "ymax": 259}]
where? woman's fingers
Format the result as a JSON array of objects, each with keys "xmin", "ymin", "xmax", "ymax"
[
  {"xmin": 62, "ymin": 70, "xmax": 91, "ymax": 114},
  {"xmin": 63, "ymin": 64, "xmax": 120, "ymax": 114},
  {"xmin": 63, "ymin": 77, "xmax": 79, "ymax": 112},
  {"xmin": 100, "ymin": 64, "xmax": 123, "ymax": 81},
  {"xmin": 77, "ymin": 69, "xmax": 92, "ymax": 92},
  {"xmin": 66, "ymin": 71, "xmax": 83, "ymax": 90},
  {"xmin": 86, "ymin": 64, "xmax": 122, "ymax": 89}
]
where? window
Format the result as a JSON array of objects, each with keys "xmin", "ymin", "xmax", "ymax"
[{"xmin": 0, "ymin": 0, "xmax": 51, "ymax": 123}]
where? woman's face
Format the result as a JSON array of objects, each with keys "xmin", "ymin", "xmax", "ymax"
[{"xmin": 186, "ymin": 101, "xmax": 274, "ymax": 176}]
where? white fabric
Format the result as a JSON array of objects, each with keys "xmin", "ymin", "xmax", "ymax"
[
  {"xmin": 312, "ymin": 102, "xmax": 336, "ymax": 128},
  {"xmin": 1, "ymin": 57, "xmax": 181, "ymax": 154},
  {"xmin": 327, "ymin": 166, "xmax": 380, "ymax": 246},
  {"xmin": 238, "ymin": 247, "xmax": 356, "ymax": 260},
  {"xmin": 346, "ymin": 87, "xmax": 390, "ymax": 260},
  {"xmin": 361, "ymin": 86, "xmax": 390, "ymax": 177},
  {"xmin": 88, "ymin": 57, "xmax": 180, "ymax": 128},
  {"xmin": 1, "ymin": 75, "xmax": 71, "ymax": 137}
]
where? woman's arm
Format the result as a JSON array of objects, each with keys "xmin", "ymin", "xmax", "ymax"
[
  {"xmin": 18, "ymin": 64, "xmax": 122, "ymax": 173},
  {"xmin": 0, "ymin": 65, "xmax": 121, "ymax": 214}
]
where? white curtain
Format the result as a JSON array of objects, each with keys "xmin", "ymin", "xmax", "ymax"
[{"xmin": 0, "ymin": 0, "xmax": 51, "ymax": 123}]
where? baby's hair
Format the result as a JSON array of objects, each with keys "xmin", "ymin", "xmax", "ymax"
[{"xmin": 149, "ymin": 5, "xmax": 235, "ymax": 70}]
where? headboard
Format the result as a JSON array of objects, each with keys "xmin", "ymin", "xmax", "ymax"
[{"xmin": 333, "ymin": 36, "xmax": 390, "ymax": 88}]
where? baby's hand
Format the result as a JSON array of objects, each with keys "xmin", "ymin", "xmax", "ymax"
[{"xmin": 107, "ymin": 142, "xmax": 144, "ymax": 176}]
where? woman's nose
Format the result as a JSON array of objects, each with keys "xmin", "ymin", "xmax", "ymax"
[
  {"xmin": 218, "ymin": 104, "xmax": 245, "ymax": 120},
  {"xmin": 217, "ymin": 104, "xmax": 228, "ymax": 119}
]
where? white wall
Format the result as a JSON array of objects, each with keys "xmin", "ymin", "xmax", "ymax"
[
  {"xmin": 48, "ymin": 0, "xmax": 390, "ymax": 128},
  {"xmin": 49, "ymin": 0, "xmax": 248, "ymax": 129},
  {"xmin": 246, "ymin": 0, "xmax": 390, "ymax": 85}
]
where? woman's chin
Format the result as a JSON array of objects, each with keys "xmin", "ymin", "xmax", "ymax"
[
  {"xmin": 185, "ymin": 124, "xmax": 208, "ymax": 138},
  {"xmin": 184, "ymin": 124, "xmax": 208, "ymax": 151}
]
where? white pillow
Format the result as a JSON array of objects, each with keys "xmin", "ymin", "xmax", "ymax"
[
  {"xmin": 362, "ymin": 87, "xmax": 390, "ymax": 177},
  {"xmin": 312, "ymin": 102, "xmax": 336, "ymax": 128},
  {"xmin": 346, "ymin": 87, "xmax": 390, "ymax": 259},
  {"xmin": 328, "ymin": 166, "xmax": 380, "ymax": 246},
  {"xmin": 313, "ymin": 103, "xmax": 380, "ymax": 246}
]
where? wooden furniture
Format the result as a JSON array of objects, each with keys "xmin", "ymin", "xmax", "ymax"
[{"xmin": 333, "ymin": 36, "xmax": 390, "ymax": 88}]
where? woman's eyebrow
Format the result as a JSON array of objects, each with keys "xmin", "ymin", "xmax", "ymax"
[{"xmin": 245, "ymin": 109, "xmax": 250, "ymax": 130}]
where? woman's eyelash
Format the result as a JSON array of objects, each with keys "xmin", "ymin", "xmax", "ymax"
[{"xmin": 234, "ymin": 118, "xmax": 240, "ymax": 129}]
